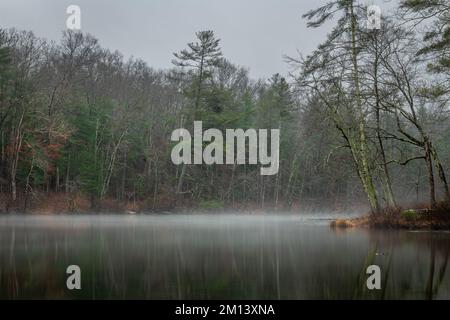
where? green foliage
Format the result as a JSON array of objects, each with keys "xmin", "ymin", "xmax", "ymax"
[
  {"xmin": 401, "ymin": 209, "xmax": 420, "ymax": 220},
  {"xmin": 401, "ymin": 0, "xmax": 450, "ymax": 74},
  {"xmin": 64, "ymin": 100, "xmax": 114, "ymax": 197},
  {"xmin": 172, "ymin": 30, "xmax": 222, "ymax": 70},
  {"xmin": 0, "ymin": 38, "xmax": 13, "ymax": 107},
  {"xmin": 0, "ymin": 47, "xmax": 11, "ymax": 76},
  {"xmin": 199, "ymin": 199, "xmax": 224, "ymax": 210},
  {"xmin": 1, "ymin": 15, "xmax": 450, "ymax": 213},
  {"xmin": 173, "ymin": 30, "xmax": 223, "ymax": 120}
]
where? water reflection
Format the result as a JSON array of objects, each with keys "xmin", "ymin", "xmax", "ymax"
[{"xmin": 0, "ymin": 214, "xmax": 449, "ymax": 299}]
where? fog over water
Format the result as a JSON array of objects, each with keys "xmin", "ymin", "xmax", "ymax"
[{"xmin": 1, "ymin": 213, "xmax": 449, "ymax": 299}]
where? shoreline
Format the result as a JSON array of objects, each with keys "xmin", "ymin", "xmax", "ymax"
[
  {"xmin": 2, "ymin": 192, "xmax": 449, "ymax": 231},
  {"xmin": 331, "ymin": 203, "xmax": 450, "ymax": 230},
  {"xmin": 0, "ymin": 191, "xmax": 367, "ymax": 215}
]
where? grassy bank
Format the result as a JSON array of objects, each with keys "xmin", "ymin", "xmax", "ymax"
[{"xmin": 331, "ymin": 202, "xmax": 450, "ymax": 230}]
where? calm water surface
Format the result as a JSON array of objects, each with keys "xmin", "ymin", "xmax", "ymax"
[{"xmin": 0, "ymin": 213, "xmax": 449, "ymax": 299}]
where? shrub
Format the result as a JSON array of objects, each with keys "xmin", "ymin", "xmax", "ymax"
[
  {"xmin": 199, "ymin": 199, "xmax": 224, "ymax": 210},
  {"xmin": 401, "ymin": 209, "xmax": 419, "ymax": 220}
]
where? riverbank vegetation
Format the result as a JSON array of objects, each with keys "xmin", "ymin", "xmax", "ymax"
[
  {"xmin": 332, "ymin": 200, "xmax": 450, "ymax": 230},
  {"xmin": 0, "ymin": 1, "xmax": 450, "ymax": 222}
]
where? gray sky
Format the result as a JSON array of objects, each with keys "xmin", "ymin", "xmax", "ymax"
[{"xmin": 0, "ymin": 0, "xmax": 389, "ymax": 79}]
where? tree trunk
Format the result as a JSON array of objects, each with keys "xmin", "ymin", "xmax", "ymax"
[
  {"xmin": 349, "ymin": 1, "xmax": 380, "ymax": 213},
  {"xmin": 429, "ymin": 143, "xmax": 450, "ymax": 202},
  {"xmin": 152, "ymin": 160, "xmax": 158, "ymax": 209},
  {"xmin": 373, "ymin": 30, "xmax": 396, "ymax": 207},
  {"xmin": 101, "ymin": 130, "xmax": 127, "ymax": 199},
  {"xmin": 24, "ymin": 157, "xmax": 34, "ymax": 212},
  {"xmin": 65, "ymin": 156, "xmax": 70, "ymax": 193},
  {"xmin": 10, "ymin": 110, "xmax": 25, "ymax": 202},
  {"xmin": 176, "ymin": 163, "xmax": 187, "ymax": 193},
  {"xmin": 425, "ymin": 140, "xmax": 437, "ymax": 208}
]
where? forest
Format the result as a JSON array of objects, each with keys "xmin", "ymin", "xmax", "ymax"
[{"xmin": 0, "ymin": 0, "xmax": 449, "ymax": 214}]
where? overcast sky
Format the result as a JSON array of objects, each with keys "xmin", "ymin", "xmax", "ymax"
[{"xmin": 0, "ymin": 0, "xmax": 391, "ymax": 79}]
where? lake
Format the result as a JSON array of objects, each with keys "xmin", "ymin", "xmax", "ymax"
[{"xmin": 0, "ymin": 213, "xmax": 449, "ymax": 299}]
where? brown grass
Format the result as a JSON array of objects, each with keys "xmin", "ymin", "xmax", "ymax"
[
  {"xmin": 330, "ymin": 219, "xmax": 358, "ymax": 228},
  {"xmin": 331, "ymin": 201, "xmax": 450, "ymax": 230}
]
